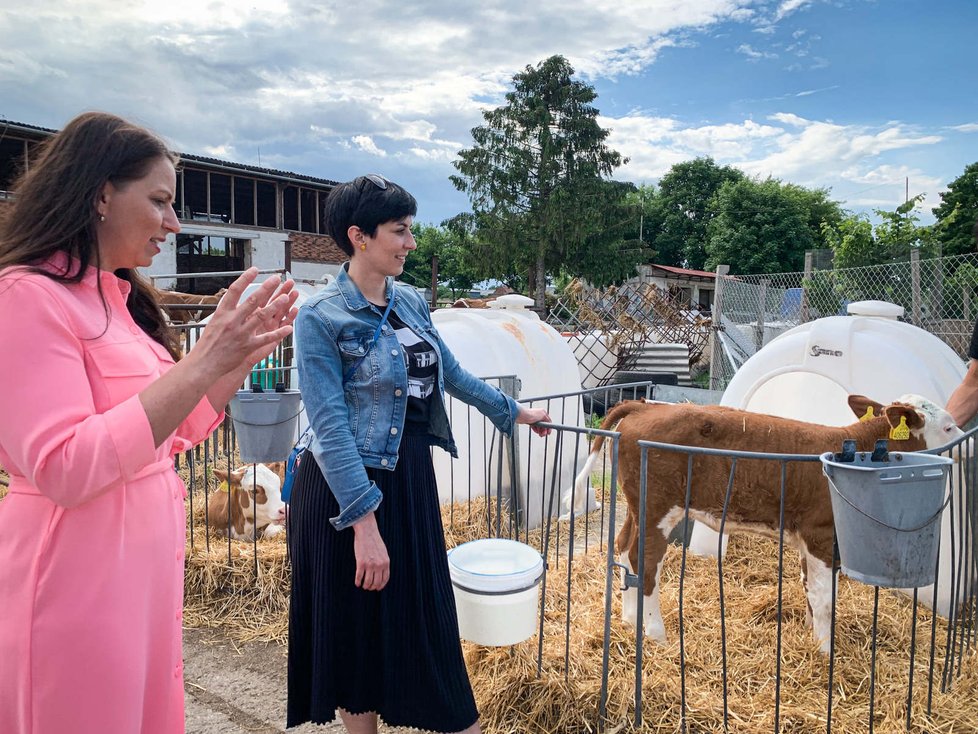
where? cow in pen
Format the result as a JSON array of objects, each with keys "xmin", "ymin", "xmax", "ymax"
[{"xmin": 568, "ymin": 395, "xmax": 963, "ymax": 652}]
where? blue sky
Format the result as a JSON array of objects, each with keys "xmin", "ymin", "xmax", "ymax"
[{"xmin": 1, "ymin": 0, "xmax": 975, "ymax": 229}]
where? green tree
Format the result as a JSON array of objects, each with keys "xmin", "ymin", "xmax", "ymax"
[
  {"xmin": 933, "ymin": 162, "xmax": 978, "ymax": 256},
  {"xmin": 821, "ymin": 214, "xmax": 876, "ymax": 269},
  {"xmin": 561, "ymin": 179, "xmax": 653, "ymax": 287},
  {"xmin": 704, "ymin": 178, "xmax": 816, "ymax": 274},
  {"xmin": 650, "ymin": 157, "xmax": 744, "ymax": 269},
  {"xmin": 782, "ymin": 183, "xmax": 844, "ymax": 251},
  {"xmin": 451, "ymin": 55, "xmax": 625, "ymax": 305},
  {"xmin": 403, "ymin": 218, "xmax": 480, "ymax": 300},
  {"xmin": 873, "ymin": 194, "xmax": 935, "ymax": 259}
]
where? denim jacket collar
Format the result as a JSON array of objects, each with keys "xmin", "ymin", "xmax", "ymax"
[{"xmin": 335, "ymin": 262, "xmax": 395, "ymax": 312}]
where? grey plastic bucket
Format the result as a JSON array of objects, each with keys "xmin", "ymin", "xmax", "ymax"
[
  {"xmin": 229, "ymin": 389, "xmax": 302, "ymax": 463},
  {"xmin": 820, "ymin": 451, "xmax": 953, "ymax": 588}
]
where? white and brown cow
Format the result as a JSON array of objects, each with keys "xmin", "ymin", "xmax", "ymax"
[
  {"xmin": 157, "ymin": 288, "xmax": 228, "ymax": 324},
  {"xmin": 209, "ymin": 461, "xmax": 287, "ymax": 541},
  {"xmin": 569, "ymin": 394, "xmax": 962, "ymax": 652}
]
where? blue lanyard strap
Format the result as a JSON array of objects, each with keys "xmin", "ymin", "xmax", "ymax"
[{"xmin": 343, "ymin": 295, "xmax": 396, "ymax": 383}]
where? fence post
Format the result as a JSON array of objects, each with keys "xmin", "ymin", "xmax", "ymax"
[
  {"xmin": 755, "ymin": 279, "xmax": 769, "ymax": 351},
  {"xmin": 498, "ymin": 375, "xmax": 523, "ymax": 530},
  {"xmin": 911, "ymin": 248, "xmax": 922, "ymax": 326},
  {"xmin": 430, "ymin": 254, "xmax": 440, "ymax": 311},
  {"xmin": 801, "ymin": 251, "xmax": 813, "ymax": 322},
  {"xmin": 933, "ymin": 243, "xmax": 943, "ymax": 321},
  {"xmin": 709, "ymin": 264, "xmax": 730, "ymax": 392}
]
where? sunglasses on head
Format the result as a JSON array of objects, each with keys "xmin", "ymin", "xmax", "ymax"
[{"xmin": 358, "ymin": 173, "xmax": 388, "ymax": 191}]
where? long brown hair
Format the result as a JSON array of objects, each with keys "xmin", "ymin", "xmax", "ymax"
[{"xmin": 0, "ymin": 111, "xmax": 181, "ymax": 359}]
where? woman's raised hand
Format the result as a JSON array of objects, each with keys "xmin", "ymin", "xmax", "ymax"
[{"xmin": 188, "ymin": 268, "xmax": 299, "ymax": 379}]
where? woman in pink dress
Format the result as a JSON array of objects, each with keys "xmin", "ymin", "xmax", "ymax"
[{"xmin": 0, "ymin": 112, "xmax": 298, "ymax": 733}]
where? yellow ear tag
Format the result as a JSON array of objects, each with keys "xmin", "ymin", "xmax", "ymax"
[
  {"xmin": 859, "ymin": 406, "xmax": 875, "ymax": 422},
  {"xmin": 889, "ymin": 415, "xmax": 911, "ymax": 440},
  {"xmin": 217, "ymin": 481, "xmax": 229, "ymax": 493}
]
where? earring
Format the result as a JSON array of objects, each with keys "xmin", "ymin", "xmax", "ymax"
[
  {"xmin": 360, "ymin": 243, "xmax": 366, "ymax": 251},
  {"xmin": 98, "ymin": 214, "xmax": 106, "ymax": 222}
]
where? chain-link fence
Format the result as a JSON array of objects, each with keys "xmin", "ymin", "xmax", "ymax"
[
  {"xmin": 546, "ymin": 277, "xmax": 711, "ymax": 388},
  {"xmin": 709, "ymin": 251, "xmax": 978, "ymax": 390}
]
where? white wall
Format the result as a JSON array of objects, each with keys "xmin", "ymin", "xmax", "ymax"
[{"xmin": 141, "ymin": 226, "xmax": 290, "ymax": 289}]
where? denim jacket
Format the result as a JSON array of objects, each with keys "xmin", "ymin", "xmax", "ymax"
[{"xmin": 295, "ymin": 264, "xmax": 519, "ymax": 530}]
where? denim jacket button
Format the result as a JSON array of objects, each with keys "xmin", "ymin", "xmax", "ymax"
[
  {"xmin": 390, "ymin": 427, "xmax": 398, "ymax": 435},
  {"xmin": 381, "ymin": 458, "xmax": 389, "ymax": 466},
  {"xmin": 394, "ymin": 389, "xmax": 403, "ymax": 397},
  {"xmin": 390, "ymin": 349, "xmax": 398, "ymax": 356}
]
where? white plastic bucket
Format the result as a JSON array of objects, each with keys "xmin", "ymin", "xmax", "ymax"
[
  {"xmin": 229, "ymin": 389, "xmax": 302, "ymax": 463},
  {"xmin": 447, "ymin": 538, "xmax": 544, "ymax": 646}
]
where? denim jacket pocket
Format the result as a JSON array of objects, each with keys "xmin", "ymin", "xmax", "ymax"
[{"xmin": 337, "ymin": 334, "xmax": 373, "ymax": 382}]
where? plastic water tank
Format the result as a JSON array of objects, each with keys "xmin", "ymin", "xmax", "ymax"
[
  {"xmin": 694, "ymin": 300, "xmax": 968, "ymax": 616},
  {"xmin": 720, "ymin": 300, "xmax": 964, "ymax": 425},
  {"xmin": 432, "ymin": 295, "xmax": 588, "ymax": 529}
]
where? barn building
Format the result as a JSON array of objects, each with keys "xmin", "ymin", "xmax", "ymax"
[{"xmin": 0, "ymin": 119, "xmax": 347, "ymax": 291}]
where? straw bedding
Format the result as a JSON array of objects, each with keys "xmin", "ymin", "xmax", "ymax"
[{"xmin": 178, "ymin": 477, "xmax": 978, "ymax": 734}]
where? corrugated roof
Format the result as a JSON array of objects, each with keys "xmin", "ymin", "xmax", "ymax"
[
  {"xmin": 647, "ymin": 263, "xmax": 717, "ymax": 280},
  {"xmin": 0, "ymin": 118, "xmax": 339, "ymax": 188}
]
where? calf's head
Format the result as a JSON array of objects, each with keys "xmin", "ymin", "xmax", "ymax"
[
  {"xmin": 213, "ymin": 462, "xmax": 286, "ymax": 533},
  {"xmin": 848, "ymin": 394, "xmax": 964, "ymax": 451}
]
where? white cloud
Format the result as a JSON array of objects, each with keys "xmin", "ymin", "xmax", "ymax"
[
  {"xmin": 0, "ymin": 0, "xmax": 967, "ymax": 226},
  {"xmin": 352, "ymin": 135, "xmax": 387, "ymax": 157},
  {"xmin": 775, "ymin": 0, "xmax": 814, "ymax": 22},
  {"xmin": 737, "ymin": 43, "xmax": 778, "ymax": 60},
  {"xmin": 602, "ymin": 111, "xmax": 946, "ymax": 218}
]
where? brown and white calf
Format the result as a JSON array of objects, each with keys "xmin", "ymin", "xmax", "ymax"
[
  {"xmin": 569, "ymin": 394, "xmax": 963, "ymax": 652},
  {"xmin": 209, "ymin": 461, "xmax": 287, "ymax": 541}
]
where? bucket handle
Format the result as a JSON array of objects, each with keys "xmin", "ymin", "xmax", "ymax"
[
  {"xmin": 450, "ymin": 574, "xmax": 543, "ymax": 596},
  {"xmin": 225, "ymin": 405, "xmax": 306, "ymax": 428},
  {"xmin": 829, "ymin": 480, "xmax": 951, "ymax": 533}
]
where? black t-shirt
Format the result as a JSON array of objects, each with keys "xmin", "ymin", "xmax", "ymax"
[{"xmin": 387, "ymin": 310, "xmax": 438, "ymax": 429}]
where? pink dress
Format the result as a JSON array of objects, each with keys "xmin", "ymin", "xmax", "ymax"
[{"xmin": 0, "ymin": 254, "xmax": 221, "ymax": 733}]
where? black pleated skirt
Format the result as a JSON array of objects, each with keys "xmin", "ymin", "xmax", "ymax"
[{"xmin": 286, "ymin": 433, "xmax": 478, "ymax": 732}]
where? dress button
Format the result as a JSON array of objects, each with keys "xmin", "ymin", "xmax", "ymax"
[
  {"xmin": 394, "ymin": 389, "xmax": 402, "ymax": 397},
  {"xmin": 129, "ymin": 326, "xmax": 140, "ymax": 335},
  {"xmin": 380, "ymin": 459, "xmax": 389, "ymax": 466},
  {"xmin": 390, "ymin": 427, "xmax": 398, "ymax": 435}
]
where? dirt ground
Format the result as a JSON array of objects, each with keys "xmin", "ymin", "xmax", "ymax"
[{"xmin": 183, "ymin": 628, "xmax": 415, "ymax": 734}]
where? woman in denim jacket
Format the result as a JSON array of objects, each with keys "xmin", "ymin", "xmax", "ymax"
[{"xmin": 287, "ymin": 175, "xmax": 550, "ymax": 734}]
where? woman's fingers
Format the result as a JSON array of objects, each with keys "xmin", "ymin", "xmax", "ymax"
[{"xmin": 217, "ymin": 267, "xmax": 260, "ymax": 312}]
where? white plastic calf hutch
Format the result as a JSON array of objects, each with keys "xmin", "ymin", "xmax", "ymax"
[
  {"xmin": 432, "ymin": 295, "xmax": 588, "ymax": 529},
  {"xmin": 691, "ymin": 300, "xmax": 969, "ymax": 616}
]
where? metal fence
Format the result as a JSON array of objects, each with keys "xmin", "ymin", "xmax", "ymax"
[
  {"xmin": 546, "ymin": 278, "xmax": 712, "ymax": 389},
  {"xmin": 619, "ymin": 428, "xmax": 978, "ymax": 733},
  {"xmin": 710, "ymin": 252, "xmax": 978, "ymax": 391},
  {"xmin": 174, "ymin": 376, "xmax": 978, "ymax": 732}
]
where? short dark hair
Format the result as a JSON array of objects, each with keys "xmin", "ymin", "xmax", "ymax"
[{"xmin": 322, "ymin": 175, "xmax": 417, "ymax": 256}]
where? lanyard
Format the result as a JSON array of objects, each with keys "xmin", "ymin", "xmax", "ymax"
[{"xmin": 343, "ymin": 295, "xmax": 396, "ymax": 383}]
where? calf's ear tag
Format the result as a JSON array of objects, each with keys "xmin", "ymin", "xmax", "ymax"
[
  {"xmin": 889, "ymin": 415, "xmax": 911, "ymax": 440},
  {"xmin": 217, "ymin": 481, "xmax": 229, "ymax": 493},
  {"xmin": 860, "ymin": 406, "xmax": 875, "ymax": 422}
]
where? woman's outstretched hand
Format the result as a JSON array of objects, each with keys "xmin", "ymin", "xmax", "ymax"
[
  {"xmin": 516, "ymin": 405, "xmax": 553, "ymax": 437},
  {"xmin": 189, "ymin": 268, "xmax": 299, "ymax": 379}
]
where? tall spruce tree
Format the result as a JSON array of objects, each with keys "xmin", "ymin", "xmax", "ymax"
[{"xmin": 451, "ymin": 55, "xmax": 625, "ymax": 304}]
